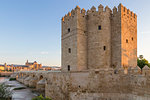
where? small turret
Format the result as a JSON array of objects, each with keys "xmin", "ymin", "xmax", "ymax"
[
  {"xmin": 118, "ymin": 3, "xmax": 123, "ymax": 12},
  {"xmin": 81, "ymin": 8, "xmax": 86, "ymax": 14},
  {"xmin": 91, "ymin": 6, "xmax": 96, "ymax": 12},
  {"xmin": 105, "ymin": 6, "xmax": 111, "ymax": 12},
  {"xmin": 71, "ymin": 9, "xmax": 75, "ymax": 15},
  {"xmin": 113, "ymin": 6, "xmax": 117, "ymax": 15},
  {"xmin": 134, "ymin": 13, "xmax": 137, "ymax": 19},
  {"xmin": 75, "ymin": 5, "xmax": 81, "ymax": 15},
  {"xmin": 131, "ymin": 11, "xmax": 134, "ymax": 17},
  {"xmin": 87, "ymin": 10, "xmax": 92, "ymax": 14},
  {"xmin": 75, "ymin": 5, "xmax": 80, "ymax": 11},
  {"xmin": 123, "ymin": 7, "xmax": 127, "ymax": 13},
  {"xmin": 62, "ymin": 17, "xmax": 64, "ymax": 21},
  {"xmin": 142, "ymin": 65, "xmax": 150, "ymax": 75},
  {"xmin": 143, "ymin": 65, "xmax": 150, "ymax": 70},
  {"xmin": 127, "ymin": 9, "xmax": 130, "ymax": 15},
  {"xmin": 98, "ymin": 4, "xmax": 104, "ymax": 12},
  {"xmin": 68, "ymin": 12, "xmax": 71, "ymax": 16}
]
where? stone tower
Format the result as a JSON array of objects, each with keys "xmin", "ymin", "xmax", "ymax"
[
  {"xmin": 111, "ymin": 4, "xmax": 137, "ymax": 69},
  {"xmin": 61, "ymin": 6, "xmax": 87, "ymax": 72},
  {"xmin": 61, "ymin": 4, "xmax": 137, "ymax": 72}
]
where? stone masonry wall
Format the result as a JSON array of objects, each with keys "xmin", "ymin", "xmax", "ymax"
[
  {"xmin": 87, "ymin": 5, "xmax": 112, "ymax": 69},
  {"xmin": 14, "ymin": 67, "xmax": 150, "ymax": 100},
  {"xmin": 120, "ymin": 4, "xmax": 137, "ymax": 67}
]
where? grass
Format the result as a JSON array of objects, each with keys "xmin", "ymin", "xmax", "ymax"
[{"xmin": 32, "ymin": 95, "xmax": 52, "ymax": 100}]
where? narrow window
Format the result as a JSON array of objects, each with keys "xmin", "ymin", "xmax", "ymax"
[
  {"xmin": 68, "ymin": 65, "xmax": 70, "ymax": 71},
  {"xmin": 124, "ymin": 7, "xmax": 126, "ymax": 12},
  {"xmin": 132, "ymin": 37, "xmax": 133, "ymax": 41},
  {"xmin": 98, "ymin": 25, "xmax": 101, "ymax": 30},
  {"xmin": 103, "ymin": 46, "xmax": 106, "ymax": 51},
  {"xmin": 68, "ymin": 28, "xmax": 70, "ymax": 33},
  {"xmin": 126, "ymin": 39, "xmax": 128, "ymax": 43},
  {"xmin": 68, "ymin": 48, "xmax": 71, "ymax": 53}
]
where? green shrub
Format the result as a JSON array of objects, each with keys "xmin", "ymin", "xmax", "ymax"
[
  {"xmin": 0, "ymin": 83, "xmax": 12, "ymax": 99},
  {"xmin": 9, "ymin": 78, "xmax": 16, "ymax": 81},
  {"xmin": 137, "ymin": 56, "xmax": 150, "ymax": 69},
  {"xmin": 32, "ymin": 95, "xmax": 51, "ymax": 100}
]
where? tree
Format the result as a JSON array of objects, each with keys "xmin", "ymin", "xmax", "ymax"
[
  {"xmin": 137, "ymin": 55, "xmax": 150, "ymax": 69},
  {"xmin": 139, "ymin": 55, "xmax": 144, "ymax": 59},
  {"xmin": 0, "ymin": 83, "xmax": 12, "ymax": 100}
]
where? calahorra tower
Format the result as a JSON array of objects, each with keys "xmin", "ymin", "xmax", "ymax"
[{"xmin": 61, "ymin": 4, "xmax": 137, "ymax": 72}]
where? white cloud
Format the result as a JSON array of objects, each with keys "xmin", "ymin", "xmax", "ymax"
[
  {"xmin": 40, "ymin": 51, "xmax": 49, "ymax": 55},
  {"xmin": 140, "ymin": 31, "xmax": 150, "ymax": 34}
]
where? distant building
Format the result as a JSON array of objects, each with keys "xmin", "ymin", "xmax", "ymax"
[
  {"xmin": 25, "ymin": 60, "xmax": 42, "ymax": 70},
  {"xmin": 0, "ymin": 60, "xmax": 42, "ymax": 72},
  {"xmin": 0, "ymin": 64, "xmax": 5, "ymax": 71},
  {"xmin": 0, "ymin": 63, "xmax": 9, "ymax": 71},
  {"xmin": 42, "ymin": 66, "xmax": 61, "ymax": 71},
  {"xmin": 11, "ymin": 65, "xmax": 29, "ymax": 71}
]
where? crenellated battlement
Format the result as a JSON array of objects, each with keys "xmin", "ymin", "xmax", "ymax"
[
  {"xmin": 119, "ymin": 3, "xmax": 137, "ymax": 19},
  {"xmin": 62, "ymin": 6, "xmax": 86, "ymax": 22},
  {"xmin": 62, "ymin": 3, "xmax": 137, "ymax": 22},
  {"xmin": 62, "ymin": 4, "xmax": 112, "ymax": 22}
]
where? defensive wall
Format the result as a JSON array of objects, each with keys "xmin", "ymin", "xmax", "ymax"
[{"xmin": 11, "ymin": 66, "xmax": 150, "ymax": 100}]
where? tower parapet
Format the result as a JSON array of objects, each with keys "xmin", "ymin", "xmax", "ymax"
[
  {"xmin": 118, "ymin": 3, "xmax": 137, "ymax": 20},
  {"xmin": 62, "ymin": 4, "xmax": 113, "ymax": 22},
  {"xmin": 62, "ymin": 4, "xmax": 137, "ymax": 22}
]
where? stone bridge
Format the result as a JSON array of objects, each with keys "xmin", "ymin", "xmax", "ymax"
[
  {"xmin": 11, "ymin": 66, "xmax": 150, "ymax": 100},
  {"xmin": 12, "ymin": 71, "xmax": 56, "ymax": 92}
]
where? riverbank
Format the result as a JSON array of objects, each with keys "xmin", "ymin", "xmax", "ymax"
[
  {"xmin": 0, "ymin": 77, "xmax": 9, "ymax": 83},
  {"xmin": 0, "ymin": 77, "xmax": 37, "ymax": 100},
  {"xmin": 0, "ymin": 72, "xmax": 13, "ymax": 77}
]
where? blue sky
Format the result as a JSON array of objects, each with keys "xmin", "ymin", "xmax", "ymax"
[{"xmin": 0, "ymin": 0, "xmax": 149, "ymax": 66}]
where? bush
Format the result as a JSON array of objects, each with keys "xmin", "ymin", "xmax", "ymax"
[
  {"xmin": 137, "ymin": 57, "xmax": 150, "ymax": 69},
  {"xmin": 0, "ymin": 83, "xmax": 12, "ymax": 100},
  {"xmin": 32, "ymin": 95, "xmax": 51, "ymax": 100}
]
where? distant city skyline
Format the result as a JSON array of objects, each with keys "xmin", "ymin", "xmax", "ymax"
[{"xmin": 0, "ymin": 0, "xmax": 149, "ymax": 66}]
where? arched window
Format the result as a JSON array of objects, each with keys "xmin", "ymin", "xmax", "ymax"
[
  {"xmin": 103, "ymin": 46, "xmax": 106, "ymax": 51},
  {"xmin": 126, "ymin": 39, "xmax": 128, "ymax": 43},
  {"xmin": 68, "ymin": 65, "xmax": 70, "ymax": 71},
  {"xmin": 98, "ymin": 25, "xmax": 101, "ymax": 30},
  {"xmin": 68, "ymin": 48, "xmax": 71, "ymax": 53},
  {"xmin": 68, "ymin": 28, "xmax": 70, "ymax": 33},
  {"xmin": 132, "ymin": 37, "xmax": 133, "ymax": 41}
]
